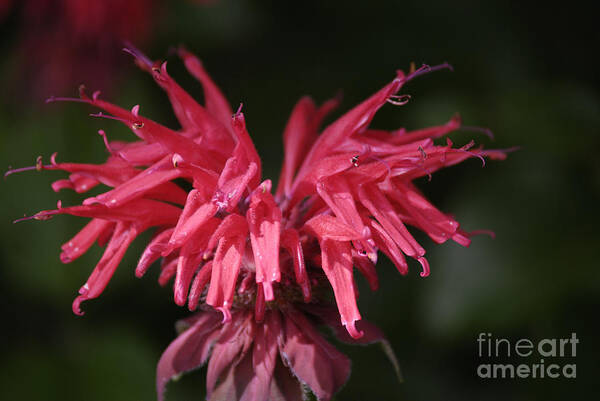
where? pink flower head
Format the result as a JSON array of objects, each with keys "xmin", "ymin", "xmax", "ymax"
[{"xmin": 9, "ymin": 45, "xmax": 509, "ymax": 399}]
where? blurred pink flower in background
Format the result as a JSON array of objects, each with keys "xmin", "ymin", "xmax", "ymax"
[
  {"xmin": 0, "ymin": 0, "xmax": 13, "ymax": 20},
  {"xmin": 8, "ymin": 44, "xmax": 508, "ymax": 399},
  {"xmin": 4, "ymin": 0, "xmax": 156, "ymax": 100}
]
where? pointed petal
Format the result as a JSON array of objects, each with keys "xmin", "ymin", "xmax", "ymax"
[
  {"xmin": 304, "ymin": 304, "xmax": 402, "ymax": 382},
  {"xmin": 304, "ymin": 215, "xmax": 362, "ymax": 241},
  {"xmin": 165, "ymin": 202, "xmax": 218, "ymax": 254},
  {"xmin": 136, "ymin": 228, "xmax": 174, "ymax": 277},
  {"xmin": 358, "ymin": 183, "xmax": 424, "ymax": 258},
  {"xmin": 178, "ymin": 47, "xmax": 234, "ymax": 129},
  {"xmin": 390, "ymin": 113, "xmax": 461, "ymax": 145},
  {"xmin": 206, "ymin": 215, "xmax": 248, "ymax": 315},
  {"xmin": 240, "ymin": 310, "xmax": 281, "ymax": 401},
  {"xmin": 369, "ymin": 219, "xmax": 408, "ymax": 274},
  {"xmin": 215, "ymin": 158, "xmax": 258, "ymax": 212},
  {"xmin": 83, "ymin": 156, "xmax": 185, "ymax": 208},
  {"xmin": 281, "ymin": 309, "xmax": 351, "ymax": 401},
  {"xmin": 188, "ymin": 261, "xmax": 213, "ymax": 311},
  {"xmin": 207, "ymin": 312, "xmax": 255, "ymax": 396},
  {"xmin": 247, "ymin": 190, "xmax": 282, "ymax": 301},
  {"xmin": 73, "ymin": 223, "xmax": 137, "ymax": 315},
  {"xmin": 60, "ymin": 218, "xmax": 112, "ymax": 263},
  {"xmin": 295, "ymin": 73, "xmax": 404, "ymax": 188},
  {"xmin": 268, "ymin": 358, "xmax": 304, "ymax": 401},
  {"xmin": 231, "ymin": 112, "xmax": 262, "ymax": 189},
  {"xmin": 158, "ymin": 256, "xmax": 179, "ymax": 287},
  {"xmin": 173, "ymin": 218, "xmax": 221, "ymax": 306},
  {"xmin": 385, "ymin": 181, "xmax": 459, "ymax": 244},
  {"xmin": 276, "ymin": 96, "xmax": 317, "ymax": 197},
  {"xmin": 156, "ymin": 311, "xmax": 223, "ymax": 401},
  {"xmin": 116, "ymin": 141, "xmax": 166, "ymax": 166},
  {"xmin": 280, "ymin": 228, "xmax": 310, "ymax": 301},
  {"xmin": 320, "ymin": 239, "xmax": 363, "ymax": 339}
]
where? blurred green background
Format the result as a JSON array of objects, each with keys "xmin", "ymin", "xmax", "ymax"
[{"xmin": 1, "ymin": 1, "xmax": 598, "ymax": 400}]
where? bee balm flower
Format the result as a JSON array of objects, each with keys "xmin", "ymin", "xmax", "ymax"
[{"xmin": 8, "ymin": 45, "xmax": 508, "ymax": 400}]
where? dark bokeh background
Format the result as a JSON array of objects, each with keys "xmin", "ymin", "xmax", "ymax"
[{"xmin": 1, "ymin": 1, "xmax": 598, "ymax": 400}]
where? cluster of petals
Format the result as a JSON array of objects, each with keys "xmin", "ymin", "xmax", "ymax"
[
  {"xmin": 157, "ymin": 305, "xmax": 397, "ymax": 401},
  {"xmin": 10, "ymin": 46, "xmax": 507, "ymax": 344}
]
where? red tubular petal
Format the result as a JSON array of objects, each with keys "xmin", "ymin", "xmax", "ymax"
[
  {"xmin": 130, "ymin": 118, "xmax": 218, "ymax": 169},
  {"xmin": 418, "ymin": 256, "xmax": 430, "ymax": 277},
  {"xmin": 276, "ymin": 96, "xmax": 318, "ymax": 197},
  {"xmin": 358, "ymin": 183, "xmax": 424, "ymax": 258},
  {"xmin": 96, "ymin": 222, "xmax": 116, "ymax": 247},
  {"xmin": 304, "ymin": 214, "xmax": 362, "ymax": 241},
  {"xmin": 152, "ymin": 61, "xmax": 215, "ymax": 131},
  {"xmin": 216, "ymin": 159, "xmax": 258, "ymax": 212},
  {"xmin": 73, "ymin": 223, "xmax": 137, "ymax": 315},
  {"xmin": 385, "ymin": 180, "xmax": 459, "ymax": 244},
  {"xmin": 172, "ymin": 216, "xmax": 220, "ymax": 305},
  {"xmin": 85, "ymin": 156, "xmax": 183, "ymax": 208},
  {"xmin": 188, "ymin": 261, "xmax": 213, "ymax": 311},
  {"xmin": 277, "ymin": 94, "xmax": 341, "ymax": 199},
  {"xmin": 174, "ymin": 249, "xmax": 205, "ymax": 307},
  {"xmin": 399, "ymin": 147, "xmax": 477, "ymax": 181},
  {"xmin": 369, "ymin": 219, "xmax": 408, "ymax": 275},
  {"xmin": 60, "ymin": 218, "xmax": 112, "ymax": 263},
  {"xmin": 316, "ymin": 174, "xmax": 377, "ymax": 256},
  {"xmin": 46, "ymin": 160, "xmax": 137, "ymax": 188},
  {"xmin": 116, "ymin": 141, "xmax": 166, "ymax": 166},
  {"xmin": 69, "ymin": 174, "xmax": 101, "ymax": 193},
  {"xmin": 206, "ymin": 236, "xmax": 244, "ymax": 312},
  {"xmin": 280, "ymin": 228, "xmax": 310, "ymax": 302},
  {"xmin": 320, "ymin": 239, "xmax": 363, "ymax": 339},
  {"xmin": 293, "ymin": 74, "xmax": 404, "ymax": 191},
  {"xmin": 150, "ymin": 61, "xmax": 235, "ymax": 158},
  {"xmin": 164, "ymin": 189, "xmax": 211, "ymax": 253},
  {"xmin": 158, "ymin": 256, "xmax": 178, "ymax": 287},
  {"xmin": 452, "ymin": 231, "xmax": 471, "ymax": 246},
  {"xmin": 206, "ymin": 215, "xmax": 248, "ymax": 314},
  {"xmin": 178, "ymin": 47, "xmax": 234, "ymax": 129},
  {"xmin": 136, "ymin": 228, "xmax": 174, "ymax": 277},
  {"xmin": 231, "ymin": 112, "xmax": 262, "ymax": 189},
  {"xmin": 90, "ymin": 95, "xmax": 221, "ymax": 169},
  {"xmin": 390, "ymin": 113, "xmax": 461, "ymax": 145},
  {"xmin": 75, "ymin": 92, "xmax": 149, "ymax": 142},
  {"xmin": 207, "ymin": 214, "xmax": 249, "ymax": 250},
  {"xmin": 46, "ymin": 199, "xmax": 181, "ymax": 229},
  {"xmin": 51, "ymin": 179, "xmax": 73, "ymax": 192},
  {"xmin": 164, "ymin": 202, "xmax": 218, "ymax": 254},
  {"xmin": 173, "ymin": 157, "xmax": 219, "ymax": 192},
  {"xmin": 247, "ymin": 190, "xmax": 282, "ymax": 302},
  {"xmin": 288, "ymin": 152, "xmax": 358, "ymax": 206},
  {"xmin": 317, "ymin": 175, "xmax": 366, "ymax": 231}
]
